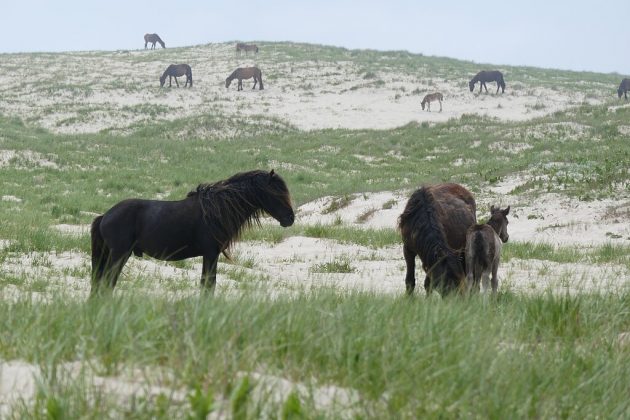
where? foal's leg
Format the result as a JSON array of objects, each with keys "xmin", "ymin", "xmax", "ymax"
[
  {"xmin": 201, "ymin": 253, "xmax": 219, "ymax": 293},
  {"xmin": 481, "ymin": 270, "xmax": 491, "ymax": 294},
  {"xmin": 403, "ymin": 245, "xmax": 416, "ymax": 295},
  {"xmin": 491, "ymin": 259, "xmax": 500, "ymax": 295}
]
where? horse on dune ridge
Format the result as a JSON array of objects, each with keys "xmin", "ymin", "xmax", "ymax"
[
  {"xmin": 226, "ymin": 67, "xmax": 264, "ymax": 91},
  {"xmin": 618, "ymin": 78, "xmax": 630, "ymax": 99},
  {"xmin": 399, "ymin": 183, "xmax": 477, "ymax": 296},
  {"xmin": 160, "ymin": 64, "xmax": 193, "ymax": 87},
  {"xmin": 236, "ymin": 43, "xmax": 259, "ymax": 54},
  {"xmin": 469, "ymin": 70, "xmax": 505, "ymax": 94},
  {"xmin": 90, "ymin": 170, "xmax": 294, "ymax": 296},
  {"xmin": 144, "ymin": 33, "xmax": 165, "ymax": 49},
  {"xmin": 465, "ymin": 205, "xmax": 510, "ymax": 295}
]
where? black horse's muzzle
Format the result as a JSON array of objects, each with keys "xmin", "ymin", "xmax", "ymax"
[{"xmin": 279, "ymin": 213, "xmax": 295, "ymax": 227}]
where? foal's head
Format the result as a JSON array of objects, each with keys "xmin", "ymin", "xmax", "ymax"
[{"xmin": 488, "ymin": 205, "xmax": 510, "ymax": 242}]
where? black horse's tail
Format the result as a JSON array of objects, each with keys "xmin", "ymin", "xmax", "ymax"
[{"xmin": 91, "ymin": 215, "xmax": 109, "ymax": 284}]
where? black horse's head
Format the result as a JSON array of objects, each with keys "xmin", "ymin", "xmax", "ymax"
[
  {"xmin": 159, "ymin": 74, "xmax": 167, "ymax": 87},
  {"xmin": 618, "ymin": 87, "xmax": 623, "ymax": 98},
  {"xmin": 489, "ymin": 205, "xmax": 510, "ymax": 243},
  {"xmin": 469, "ymin": 80, "xmax": 475, "ymax": 92},
  {"xmin": 260, "ymin": 170, "xmax": 295, "ymax": 227},
  {"xmin": 225, "ymin": 78, "xmax": 232, "ymax": 88}
]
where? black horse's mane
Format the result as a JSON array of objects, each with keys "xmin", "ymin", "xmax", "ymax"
[
  {"xmin": 188, "ymin": 170, "xmax": 289, "ymax": 252},
  {"xmin": 398, "ymin": 187, "xmax": 461, "ymax": 272}
]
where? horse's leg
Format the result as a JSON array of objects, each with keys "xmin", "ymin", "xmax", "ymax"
[
  {"xmin": 252, "ymin": 77, "xmax": 257, "ymax": 90},
  {"xmin": 427, "ymin": 101, "xmax": 431, "ymax": 112},
  {"xmin": 238, "ymin": 79, "xmax": 242, "ymax": 91},
  {"xmin": 91, "ymin": 248, "xmax": 130, "ymax": 296},
  {"xmin": 439, "ymin": 99, "xmax": 442, "ymax": 112},
  {"xmin": 403, "ymin": 245, "xmax": 416, "ymax": 295},
  {"xmin": 201, "ymin": 253, "xmax": 219, "ymax": 294},
  {"xmin": 481, "ymin": 269, "xmax": 491, "ymax": 294},
  {"xmin": 145, "ymin": 42, "xmax": 148, "ymax": 49},
  {"xmin": 491, "ymin": 259, "xmax": 500, "ymax": 295},
  {"xmin": 174, "ymin": 77, "xmax": 179, "ymax": 87}
]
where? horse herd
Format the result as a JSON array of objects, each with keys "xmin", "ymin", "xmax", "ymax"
[
  {"xmin": 146, "ymin": 34, "xmax": 630, "ymax": 108},
  {"xmin": 146, "ymin": 34, "xmax": 263, "ymax": 90},
  {"xmin": 87, "ymin": 36, "xmax": 627, "ymax": 297},
  {"xmin": 91, "ymin": 170, "xmax": 509, "ymax": 299}
]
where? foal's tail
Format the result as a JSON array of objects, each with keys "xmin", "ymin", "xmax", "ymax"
[{"xmin": 91, "ymin": 215, "xmax": 110, "ymax": 283}]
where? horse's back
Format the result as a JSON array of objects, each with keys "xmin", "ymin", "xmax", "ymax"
[{"xmin": 426, "ymin": 183, "xmax": 477, "ymax": 250}]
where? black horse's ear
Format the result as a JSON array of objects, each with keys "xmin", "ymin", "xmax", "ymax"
[
  {"xmin": 490, "ymin": 205, "xmax": 496, "ymax": 213},
  {"xmin": 503, "ymin": 206, "xmax": 510, "ymax": 215},
  {"xmin": 270, "ymin": 169, "xmax": 275, "ymax": 177}
]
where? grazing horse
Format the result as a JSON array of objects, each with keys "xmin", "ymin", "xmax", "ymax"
[
  {"xmin": 469, "ymin": 70, "xmax": 505, "ymax": 94},
  {"xmin": 465, "ymin": 206, "xmax": 510, "ymax": 295},
  {"xmin": 236, "ymin": 42, "xmax": 259, "ymax": 55},
  {"xmin": 399, "ymin": 183, "xmax": 477, "ymax": 296},
  {"xmin": 421, "ymin": 92, "xmax": 443, "ymax": 112},
  {"xmin": 160, "ymin": 64, "xmax": 193, "ymax": 87},
  {"xmin": 90, "ymin": 170, "xmax": 294, "ymax": 296},
  {"xmin": 226, "ymin": 67, "xmax": 264, "ymax": 91},
  {"xmin": 144, "ymin": 33, "xmax": 165, "ymax": 49},
  {"xmin": 618, "ymin": 78, "xmax": 630, "ymax": 100}
]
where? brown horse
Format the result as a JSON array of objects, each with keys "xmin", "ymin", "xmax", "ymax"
[
  {"xmin": 160, "ymin": 64, "xmax": 192, "ymax": 87},
  {"xmin": 399, "ymin": 183, "xmax": 477, "ymax": 296},
  {"xmin": 90, "ymin": 170, "xmax": 294, "ymax": 296},
  {"xmin": 469, "ymin": 70, "xmax": 505, "ymax": 94},
  {"xmin": 226, "ymin": 67, "xmax": 264, "ymax": 91},
  {"xmin": 421, "ymin": 92, "xmax": 443, "ymax": 112},
  {"xmin": 236, "ymin": 42, "xmax": 259, "ymax": 54},
  {"xmin": 465, "ymin": 206, "xmax": 510, "ymax": 295},
  {"xmin": 144, "ymin": 33, "xmax": 165, "ymax": 49},
  {"xmin": 618, "ymin": 78, "xmax": 630, "ymax": 100}
]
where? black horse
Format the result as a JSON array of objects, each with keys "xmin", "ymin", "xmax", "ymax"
[
  {"xmin": 160, "ymin": 64, "xmax": 193, "ymax": 88},
  {"xmin": 399, "ymin": 183, "xmax": 477, "ymax": 296},
  {"xmin": 618, "ymin": 78, "xmax": 630, "ymax": 100},
  {"xmin": 469, "ymin": 70, "xmax": 506, "ymax": 94},
  {"xmin": 90, "ymin": 170, "xmax": 294, "ymax": 296}
]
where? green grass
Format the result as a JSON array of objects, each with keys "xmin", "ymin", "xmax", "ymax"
[
  {"xmin": 0, "ymin": 41, "xmax": 629, "ymax": 418},
  {"xmin": 1, "ymin": 290, "xmax": 629, "ymax": 418}
]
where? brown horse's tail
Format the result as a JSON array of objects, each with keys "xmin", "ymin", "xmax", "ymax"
[{"xmin": 91, "ymin": 215, "xmax": 110, "ymax": 284}]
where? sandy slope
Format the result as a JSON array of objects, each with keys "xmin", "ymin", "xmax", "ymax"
[{"xmin": 0, "ymin": 44, "xmax": 599, "ymax": 135}]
